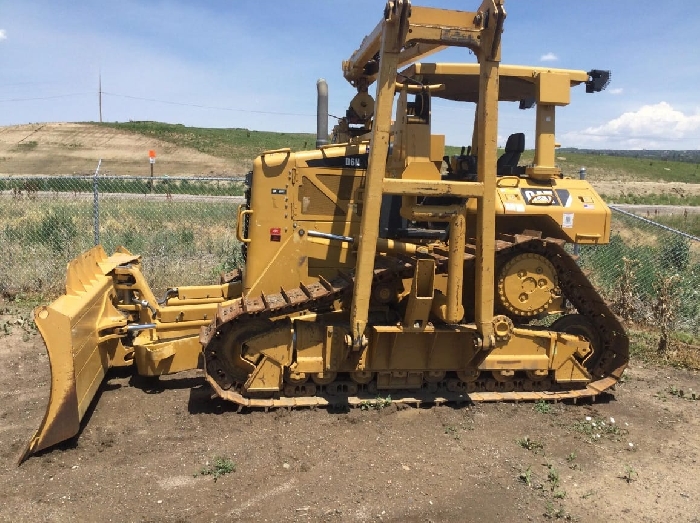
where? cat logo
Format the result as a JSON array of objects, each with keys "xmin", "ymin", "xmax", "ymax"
[{"xmin": 521, "ymin": 189, "xmax": 559, "ymax": 206}]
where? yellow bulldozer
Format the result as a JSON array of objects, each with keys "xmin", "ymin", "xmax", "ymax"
[{"xmin": 21, "ymin": 0, "xmax": 627, "ymax": 463}]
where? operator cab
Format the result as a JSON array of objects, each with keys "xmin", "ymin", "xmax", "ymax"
[
  {"xmin": 400, "ymin": 62, "xmax": 609, "ymax": 182},
  {"xmin": 380, "ymin": 63, "xmax": 609, "ymax": 240}
]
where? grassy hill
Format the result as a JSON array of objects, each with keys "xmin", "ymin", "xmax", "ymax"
[
  {"xmin": 1, "ymin": 121, "xmax": 698, "ymax": 195},
  {"xmin": 106, "ymin": 121, "xmax": 700, "ymax": 185},
  {"xmin": 96, "ymin": 122, "xmax": 316, "ymax": 169}
]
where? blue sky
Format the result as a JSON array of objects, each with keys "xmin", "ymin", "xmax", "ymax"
[{"xmin": 2, "ymin": 0, "xmax": 699, "ymax": 150}]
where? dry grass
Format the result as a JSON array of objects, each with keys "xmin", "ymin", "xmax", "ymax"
[
  {"xmin": 628, "ymin": 328, "xmax": 700, "ymax": 370},
  {"xmin": 0, "ymin": 193, "xmax": 242, "ymax": 300}
]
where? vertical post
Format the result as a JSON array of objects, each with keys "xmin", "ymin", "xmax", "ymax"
[
  {"xmin": 93, "ymin": 159, "xmax": 102, "ymax": 246},
  {"xmin": 98, "ymin": 72, "xmax": 103, "ymax": 123},
  {"xmin": 474, "ymin": 58, "xmax": 500, "ymax": 343},
  {"xmin": 574, "ymin": 167, "xmax": 586, "ymax": 256},
  {"xmin": 446, "ymin": 206, "xmax": 467, "ymax": 323},
  {"xmin": 350, "ymin": 1, "xmax": 409, "ymax": 347},
  {"xmin": 148, "ymin": 150, "xmax": 156, "ymax": 193},
  {"xmin": 533, "ymin": 105, "xmax": 556, "ymax": 170}
]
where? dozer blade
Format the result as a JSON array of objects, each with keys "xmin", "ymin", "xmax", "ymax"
[{"xmin": 19, "ymin": 246, "xmax": 140, "ymax": 463}]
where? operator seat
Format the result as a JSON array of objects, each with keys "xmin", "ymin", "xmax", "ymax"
[{"xmin": 497, "ymin": 133, "xmax": 525, "ymax": 176}]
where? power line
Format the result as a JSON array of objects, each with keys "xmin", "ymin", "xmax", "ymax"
[
  {"xmin": 102, "ymin": 91, "xmax": 315, "ymax": 117},
  {"xmin": 0, "ymin": 92, "xmax": 92, "ymax": 102},
  {"xmin": 0, "ymin": 89, "xmax": 316, "ymax": 118}
]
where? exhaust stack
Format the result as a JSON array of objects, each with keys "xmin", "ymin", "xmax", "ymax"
[{"xmin": 316, "ymin": 78, "xmax": 329, "ymax": 148}]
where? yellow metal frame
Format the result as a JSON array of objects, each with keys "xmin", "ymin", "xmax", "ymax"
[{"xmin": 348, "ymin": 0, "xmax": 506, "ymax": 347}]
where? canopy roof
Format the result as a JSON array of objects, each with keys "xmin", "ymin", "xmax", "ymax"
[{"xmin": 399, "ymin": 63, "xmax": 589, "ymax": 103}]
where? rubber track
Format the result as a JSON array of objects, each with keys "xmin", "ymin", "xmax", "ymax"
[{"xmin": 199, "ymin": 233, "xmax": 629, "ymax": 408}]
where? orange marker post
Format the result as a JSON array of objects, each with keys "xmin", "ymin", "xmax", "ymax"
[{"xmin": 148, "ymin": 150, "xmax": 156, "ymax": 193}]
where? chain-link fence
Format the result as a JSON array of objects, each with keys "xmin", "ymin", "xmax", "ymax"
[
  {"xmin": 0, "ymin": 175, "xmax": 246, "ymax": 298},
  {"xmin": 1, "ymin": 174, "xmax": 699, "ymax": 337},
  {"xmin": 579, "ymin": 207, "xmax": 700, "ymax": 335}
]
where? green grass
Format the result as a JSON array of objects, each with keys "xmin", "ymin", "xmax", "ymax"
[
  {"xmin": 94, "ymin": 122, "xmax": 700, "ymax": 184},
  {"xmin": 12, "ymin": 140, "xmax": 38, "ymax": 152},
  {"xmin": 553, "ymin": 152, "xmax": 700, "ymax": 183},
  {"xmin": 578, "ymin": 212, "xmax": 700, "ymax": 335},
  {"xmin": 97, "ymin": 121, "xmax": 316, "ymax": 165},
  {"xmin": 0, "ymin": 197, "xmax": 243, "ymax": 299},
  {"xmin": 629, "ymin": 329, "xmax": 700, "ymax": 370},
  {"xmin": 654, "ymin": 214, "xmax": 700, "ymax": 237},
  {"xmin": 603, "ymin": 193, "xmax": 700, "ymax": 206},
  {"xmin": 533, "ymin": 400, "xmax": 552, "ymax": 414},
  {"xmin": 0, "ymin": 176, "xmax": 244, "ymax": 196},
  {"xmin": 445, "ymin": 146, "xmax": 700, "ymax": 183}
]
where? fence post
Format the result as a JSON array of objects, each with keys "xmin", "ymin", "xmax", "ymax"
[
  {"xmin": 93, "ymin": 159, "xmax": 102, "ymax": 246},
  {"xmin": 574, "ymin": 166, "xmax": 586, "ymax": 257}
]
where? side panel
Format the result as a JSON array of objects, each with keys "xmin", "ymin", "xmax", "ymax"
[
  {"xmin": 467, "ymin": 178, "xmax": 611, "ymax": 244},
  {"xmin": 243, "ymin": 146, "xmax": 366, "ymax": 296}
]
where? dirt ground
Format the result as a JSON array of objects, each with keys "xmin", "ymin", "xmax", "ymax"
[
  {"xmin": 0, "ymin": 308, "xmax": 698, "ymax": 523},
  {"xmin": 0, "ymin": 123, "xmax": 242, "ymax": 176}
]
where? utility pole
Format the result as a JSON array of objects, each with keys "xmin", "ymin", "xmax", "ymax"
[{"xmin": 98, "ymin": 71, "xmax": 103, "ymax": 123}]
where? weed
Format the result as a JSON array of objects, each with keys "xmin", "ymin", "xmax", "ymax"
[
  {"xmin": 36, "ymin": 209, "xmax": 78, "ymax": 253},
  {"xmin": 444, "ymin": 425, "xmax": 460, "ymax": 440},
  {"xmin": 517, "ymin": 436, "xmax": 545, "ymax": 454},
  {"xmin": 618, "ymin": 370, "xmax": 630, "ymax": 384},
  {"xmin": 545, "ymin": 501, "xmax": 554, "ymax": 517},
  {"xmin": 572, "ymin": 416, "xmax": 626, "ymax": 442},
  {"xmin": 553, "ymin": 490, "xmax": 567, "ymax": 499},
  {"xmin": 544, "ymin": 501, "xmax": 571, "ymax": 520},
  {"xmin": 667, "ymin": 385, "xmax": 698, "ymax": 401},
  {"xmin": 196, "ymin": 456, "xmax": 236, "ymax": 481},
  {"xmin": 654, "ymin": 390, "xmax": 668, "ymax": 401},
  {"xmin": 581, "ymin": 489, "xmax": 596, "ymax": 499},
  {"xmin": 566, "ymin": 452, "xmax": 580, "ymax": 470},
  {"xmin": 611, "ymin": 257, "xmax": 639, "ymax": 322},
  {"xmin": 661, "ymin": 235, "xmax": 691, "ymax": 272},
  {"xmin": 547, "ymin": 464, "xmax": 560, "ymax": 491},
  {"xmin": 621, "ymin": 465, "xmax": 637, "ymax": 484},
  {"xmin": 518, "ymin": 465, "xmax": 533, "ymax": 487},
  {"xmin": 360, "ymin": 395, "xmax": 392, "ymax": 411},
  {"xmin": 653, "ymin": 275, "xmax": 681, "ymax": 354},
  {"xmin": 534, "ymin": 400, "xmax": 552, "ymax": 414}
]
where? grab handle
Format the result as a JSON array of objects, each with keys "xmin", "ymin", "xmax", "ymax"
[{"xmin": 236, "ymin": 207, "xmax": 253, "ymax": 244}]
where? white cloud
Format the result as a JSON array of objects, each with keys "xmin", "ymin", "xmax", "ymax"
[
  {"xmin": 540, "ymin": 52, "xmax": 558, "ymax": 62},
  {"xmin": 609, "ymin": 88, "xmax": 624, "ymax": 95},
  {"xmin": 562, "ymin": 102, "xmax": 700, "ymax": 149},
  {"xmin": 0, "ymin": 29, "xmax": 7, "ymax": 41}
]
